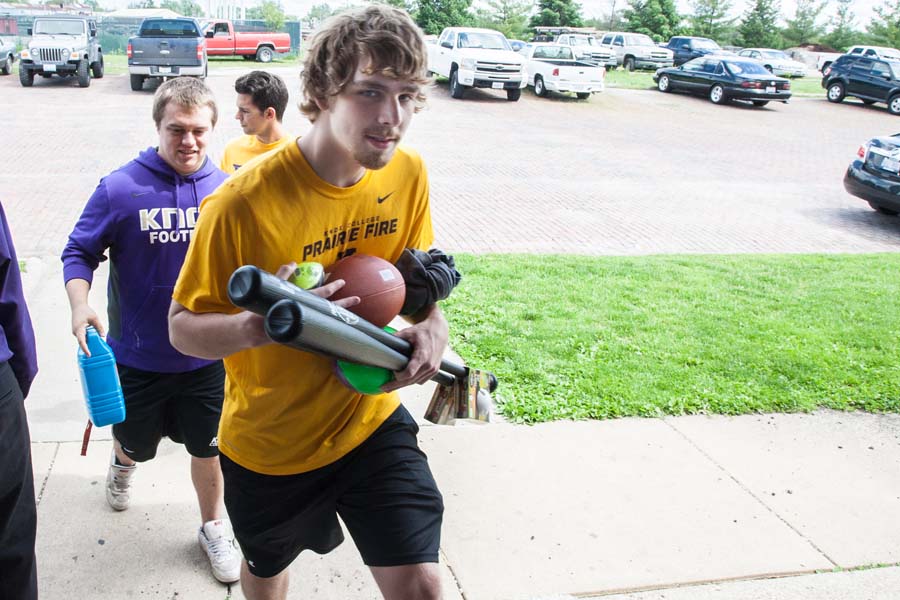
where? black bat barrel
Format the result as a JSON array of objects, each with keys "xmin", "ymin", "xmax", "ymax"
[
  {"xmin": 230, "ymin": 266, "xmax": 497, "ymax": 393},
  {"xmin": 265, "ymin": 300, "xmax": 410, "ymax": 371}
]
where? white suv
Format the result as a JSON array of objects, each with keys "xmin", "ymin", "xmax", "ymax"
[
  {"xmin": 598, "ymin": 31, "xmax": 674, "ymax": 71},
  {"xmin": 846, "ymin": 45, "xmax": 900, "ymax": 61}
]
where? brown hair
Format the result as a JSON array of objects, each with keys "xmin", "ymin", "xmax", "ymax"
[
  {"xmin": 152, "ymin": 77, "xmax": 218, "ymax": 128},
  {"xmin": 299, "ymin": 4, "xmax": 429, "ymax": 121}
]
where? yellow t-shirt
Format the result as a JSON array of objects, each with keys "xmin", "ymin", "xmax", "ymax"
[
  {"xmin": 173, "ymin": 139, "xmax": 434, "ymax": 476},
  {"xmin": 219, "ymin": 134, "xmax": 290, "ymax": 174}
]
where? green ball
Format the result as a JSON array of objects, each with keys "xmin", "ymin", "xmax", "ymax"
[{"xmin": 290, "ymin": 262, "xmax": 325, "ymax": 289}]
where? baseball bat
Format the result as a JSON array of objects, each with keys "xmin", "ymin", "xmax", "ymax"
[
  {"xmin": 264, "ymin": 299, "xmax": 458, "ymax": 388},
  {"xmin": 228, "ymin": 265, "xmax": 497, "ymax": 392}
]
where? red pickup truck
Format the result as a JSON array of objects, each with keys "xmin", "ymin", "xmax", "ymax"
[{"xmin": 202, "ymin": 19, "xmax": 290, "ymax": 62}]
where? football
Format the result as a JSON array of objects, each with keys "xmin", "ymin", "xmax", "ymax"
[{"xmin": 324, "ymin": 254, "xmax": 406, "ymax": 327}]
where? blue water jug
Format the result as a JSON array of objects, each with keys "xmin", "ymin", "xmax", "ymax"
[{"xmin": 78, "ymin": 326, "xmax": 126, "ymax": 427}]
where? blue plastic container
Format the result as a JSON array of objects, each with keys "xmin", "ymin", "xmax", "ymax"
[{"xmin": 78, "ymin": 326, "xmax": 126, "ymax": 427}]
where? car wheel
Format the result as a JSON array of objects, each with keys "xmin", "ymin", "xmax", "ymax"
[
  {"xmin": 889, "ymin": 95, "xmax": 900, "ymax": 115},
  {"xmin": 827, "ymin": 82, "xmax": 845, "ymax": 103},
  {"xmin": 576, "ymin": 92, "xmax": 590, "ymax": 100},
  {"xmin": 709, "ymin": 84, "xmax": 726, "ymax": 104},
  {"xmin": 449, "ymin": 69, "xmax": 464, "ymax": 99},
  {"xmin": 506, "ymin": 87, "xmax": 521, "ymax": 101},
  {"xmin": 752, "ymin": 100, "xmax": 769, "ymax": 107},
  {"xmin": 129, "ymin": 73, "xmax": 144, "ymax": 91},
  {"xmin": 91, "ymin": 53, "xmax": 104, "ymax": 78},
  {"xmin": 657, "ymin": 74, "xmax": 671, "ymax": 92},
  {"xmin": 0, "ymin": 55, "xmax": 10, "ymax": 76},
  {"xmin": 624, "ymin": 56, "xmax": 635, "ymax": 71},
  {"xmin": 869, "ymin": 201, "xmax": 900, "ymax": 215},
  {"xmin": 77, "ymin": 59, "xmax": 90, "ymax": 87},
  {"xmin": 534, "ymin": 75, "xmax": 547, "ymax": 97},
  {"xmin": 19, "ymin": 66, "xmax": 33, "ymax": 87},
  {"xmin": 256, "ymin": 47, "xmax": 274, "ymax": 63}
]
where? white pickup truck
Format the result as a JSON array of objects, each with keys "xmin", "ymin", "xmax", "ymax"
[
  {"xmin": 522, "ymin": 43, "xmax": 605, "ymax": 99},
  {"xmin": 428, "ymin": 27, "xmax": 526, "ymax": 101}
]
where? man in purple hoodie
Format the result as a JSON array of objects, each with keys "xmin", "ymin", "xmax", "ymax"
[
  {"xmin": 61, "ymin": 78, "xmax": 241, "ymax": 584},
  {"xmin": 0, "ymin": 202, "xmax": 39, "ymax": 600}
]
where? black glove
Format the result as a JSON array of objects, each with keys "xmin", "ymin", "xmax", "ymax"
[{"xmin": 394, "ymin": 248, "xmax": 462, "ymax": 316}]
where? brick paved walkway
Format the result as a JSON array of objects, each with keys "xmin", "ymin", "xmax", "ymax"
[{"xmin": 2, "ymin": 65, "xmax": 898, "ymax": 259}]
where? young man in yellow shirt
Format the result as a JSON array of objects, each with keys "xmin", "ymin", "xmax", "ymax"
[
  {"xmin": 169, "ymin": 6, "xmax": 448, "ymax": 600},
  {"xmin": 220, "ymin": 70, "xmax": 289, "ymax": 174}
]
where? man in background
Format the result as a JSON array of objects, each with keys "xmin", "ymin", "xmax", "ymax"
[{"xmin": 220, "ymin": 70, "xmax": 290, "ymax": 174}]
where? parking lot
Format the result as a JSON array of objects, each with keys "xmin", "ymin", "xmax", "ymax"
[{"xmin": 2, "ymin": 64, "xmax": 900, "ymax": 260}]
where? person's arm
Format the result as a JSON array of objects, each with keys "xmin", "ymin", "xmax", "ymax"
[
  {"xmin": 381, "ymin": 303, "xmax": 448, "ymax": 392},
  {"xmin": 0, "ymin": 205, "xmax": 38, "ymax": 398},
  {"xmin": 65, "ymin": 278, "xmax": 105, "ymax": 355},
  {"xmin": 169, "ymin": 263, "xmax": 357, "ymax": 360}
]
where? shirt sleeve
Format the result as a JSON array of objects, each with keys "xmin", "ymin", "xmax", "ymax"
[
  {"xmin": 61, "ymin": 178, "xmax": 118, "ymax": 285},
  {"xmin": 0, "ymin": 204, "xmax": 38, "ymax": 398}
]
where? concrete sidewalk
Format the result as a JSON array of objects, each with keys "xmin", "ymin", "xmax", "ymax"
[{"xmin": 23, "ymin": 258, "xmax": 900, "ymax": 599}]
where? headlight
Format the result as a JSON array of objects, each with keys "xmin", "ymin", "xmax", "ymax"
[
  {"xmin": 460, "ymin": 57, "xmax": 475, "ymax": 70},
  {"xmin": 23, "ymin": 48, "xmax": 35, "ymax": 59},
  {"xmin": 62, "ymin": 49, "xmax": 70, "ymax": 59}
]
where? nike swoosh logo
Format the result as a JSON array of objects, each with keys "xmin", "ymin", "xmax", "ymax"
[
  {"xmin": 377, "ymin": 192, "xmax": 394, "ymax": 204},
  {"xmin": 131, "ymin": 191, "xmax": 151, "ymax": 197}
]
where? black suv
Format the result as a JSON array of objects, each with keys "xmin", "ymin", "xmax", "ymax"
[
  {"xmin": 664, "ymin": 36, "xmax": 724, "ymax": 66},
  {"xmin": 822, "ymin": 54, "xmax": 900, "ymax": 115}
]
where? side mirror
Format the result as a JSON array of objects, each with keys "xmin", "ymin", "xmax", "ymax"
[
  {"xmin": 682, "ymin": 44, "xmax": 690, "ymax": 50},
  {"xmin": 205, "ymin": 30, "xmax": 214, "ymax": 38},
  {"xmin": 441, "ymin": 41, "xmax": 452, "ymax": 49},
  {"xmin": 27, "ymin": 28, "xmax": 32, "ymax": 36}
]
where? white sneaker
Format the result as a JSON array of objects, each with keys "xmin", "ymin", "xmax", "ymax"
[
  {"xmin": 199, "ymin": 519, "xmax": 241, "ymax": 583},
  {"xmin": 105, "ymin": 449, "xmax": 136, "ymax": 511}
]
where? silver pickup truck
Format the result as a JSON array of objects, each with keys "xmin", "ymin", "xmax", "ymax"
[
  {"xmin": 128, "ymin": 17, "xmax": 207, "ymax": 91},
  {"xmin": 18, "ymin": 16, "xmax": 103, "ymax": 87}
]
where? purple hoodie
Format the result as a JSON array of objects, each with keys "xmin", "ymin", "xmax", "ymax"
[
  {"xmin": 62, "ymin": 147, "xmax": 227, "ymax": 373},
  {"xmin": 0, "ymin": 202, "xmax": 38, "ymax": 398}
]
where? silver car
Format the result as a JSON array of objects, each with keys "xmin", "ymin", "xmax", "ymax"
[
  {"xmin": 0, "ymin": 36, "xmax": 15, "ymax": 75},
  {"xmin": 737, "ymin": 48, "xmax": 808, "ymax": 78}
]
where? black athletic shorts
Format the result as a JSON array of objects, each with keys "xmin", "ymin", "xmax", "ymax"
[
  {"xmin": 221, "ymin": 404, "xmax": 444, "ymax": 578},
  {"xmin": 113, "ymin": 361, "xmax": 225, "ymax": 462}
]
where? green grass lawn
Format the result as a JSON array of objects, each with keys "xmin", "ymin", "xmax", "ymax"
[
  {"xmin": 442, "ymin": 254, "xmax": 900, "ymax": 424},
  {"xmin": 605, "ymin": 67, "xmax": 824, "ymax": 96},
  {"xmin": 40, "ymin": 52, "xmax": 300, "ymax": 76}
]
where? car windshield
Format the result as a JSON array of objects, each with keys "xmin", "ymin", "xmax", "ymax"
[
  {"xmin": 458, "ymin": 32, "xmax": 510, "ymax": 50},
  {"xmin": 725, "ymin": 60, "xmax": 771, "ymax": 75},
  {"xmin": 624, "ymin": 34, "xmax": 655, "ymax": 46},
  {"xmin": 759, "ymin": 50, "xmax": 789, "ymax": 60},
  {"xmin": 33, "ymin": 20, "xmax": 84, "ymax": 35},
  {"xmin": 570, "ymin": 35, "xmax": 599, "ymax": 46},
  {"xmin": 694, "ymin": 39, "xmax": 721, "ymax": 50}
]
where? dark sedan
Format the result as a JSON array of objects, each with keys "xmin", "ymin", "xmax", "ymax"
[
  {"xmin": 844, "ymin": 133, "xmax": 900, "ymax": 215},
  {"xmin": 653, "ymin": 56, "xmax": 792, "ymax": 106}
]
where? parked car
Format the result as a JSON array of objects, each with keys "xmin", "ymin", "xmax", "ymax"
[
  {"xmin": 508, "ymin": 39, "xmax": 527, "ymax": 53},
  {"xmin": 737, "ymin": 48, "xmax": 808, "ymax": 77},
  {"xmin": 128, "ymin": 17, "xmax": 206, "ymax": 91},
  {"xmin": 427, "ymin": 27, "xmax": 526, "ymax": 101},
  {"xmin": 18, "ymin": 16, "xmax": 103, "ymax": 87},
  {"xmin": 844, "ymin": 133, "xmax": 900, "ymax": 215},
  {"xmin": 521, "ymin": 43, "xmax": 605, "ymax": 99},
  {"xmin": 200, "ymin": 19, "xmax": 290, "ymax": 62},
  {"xmin": 653, "ymin": 56, "xmax": 791, "ymax": 106},
  {"xmin": 664, "ymin": 36, "xmax": 728, "ymax": 66},
  {"xmin": 822, "ymin": 54, "xmax": 900, "ymax": 115},
  {"xmin": 553, "ymin": 33, "xmax": 617, "ymax": 69},
  {"xmin": 597, "ymin": 31, "xmax": 673, "ymax": 71},
  {"xmin": 0, "ymin": 36, "xmax": 15, "ymax": 75},
  {"xmin": 846, "ymin": 45, "xmax": 900, "ymax": 61}
]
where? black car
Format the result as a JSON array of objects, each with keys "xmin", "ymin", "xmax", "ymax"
[
  {"xmin": 844, "ymin": 133, "xmax": 900, "ymax": 215},
  {"xmin": 822, "ymin": 54, "xmax": 900, "ymax": 115},
  {"xmin": 653, "ymin": 56, "xmax": 792, "ymax": 106},
  {"xmin": 664, "ymin": 36, "xmax": 726, "ymax": 66}
]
